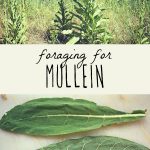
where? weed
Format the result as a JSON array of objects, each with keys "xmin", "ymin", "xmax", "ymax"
[
  {"xmin": 47, "ymin": 0, "xmax": 73, "ymax": 44},
  {"xmin": 3, "ymin": 0, "xmax": 27, "ymax": 44},
  {"xmin": 72, "ymin": 0, "xmax": 112, "ymax": 44}
]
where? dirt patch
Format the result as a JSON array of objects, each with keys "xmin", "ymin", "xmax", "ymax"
[{"xmin": 27, "ymin": 27, "xmax": 47, "ymax": 44}]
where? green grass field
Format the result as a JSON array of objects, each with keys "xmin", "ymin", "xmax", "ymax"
[{"xmin": 0, "ymin": 0, "xmax": 149, "ymax": 44}]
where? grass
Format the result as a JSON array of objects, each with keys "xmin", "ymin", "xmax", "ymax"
[
  {"xmin": 25, "ymin": 0, "xmax": 74, "ymax": 43},
  {"xmin": 101, "ymin": 0, "xmax": 150, "ymax": 43},
  {"xmin": 0, "ymin": 0, "xmax": 149, "ymax": 44}
]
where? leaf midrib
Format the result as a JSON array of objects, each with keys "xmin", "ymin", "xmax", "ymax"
[{"xmin": 17, "ymin": 113, "xmax": 145, "ymax": 121}]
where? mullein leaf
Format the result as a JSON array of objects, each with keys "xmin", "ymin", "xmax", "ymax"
[
  {"xmin": 0, "ymin": 98, "xmax": 146, "ymax": 136},
  {"xmin": 38, "ymin": 136, "xmax": 150, "ymax": 150}
]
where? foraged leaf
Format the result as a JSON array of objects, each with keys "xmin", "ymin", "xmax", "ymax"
[
  {"xmin": 0, "ymin": 98, "xmax": 146, "ymax": 136},
  {"xmin": 38, "ymin": 136, "xmax": 150, "ymax": 150}
]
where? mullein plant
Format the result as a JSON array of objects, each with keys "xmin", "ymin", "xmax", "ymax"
[
  {"xmin": 3, "ymin": 0, "xmax": 27, "ymax": 44},
  {"xmin": 72, "ymin": 0, "xmax": 112, "ymax": 44},
  {"xmin": 47, "ymin": 0, "xmax": 74, "ymax": 44}
]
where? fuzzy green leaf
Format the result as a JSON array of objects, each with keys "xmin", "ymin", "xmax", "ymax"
[
  {"xmin": 39, "ymin": 136, "xmax": 150, "ymax": 150},
  {"xmin": 0, "ymin": 98, "xmax": 146, "ymax": 136}
]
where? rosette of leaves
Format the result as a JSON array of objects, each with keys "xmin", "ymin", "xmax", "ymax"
[
  {"xmin": 71, "ymin": 0, "xmax": 112, "ymax": 44},
  {"xmin": 3, "ymin": 0, "xmax": 27, "ymax": 44},
  {"xmin": 47, "ymin": 0, "xmax": 76, "ymax": 44}
]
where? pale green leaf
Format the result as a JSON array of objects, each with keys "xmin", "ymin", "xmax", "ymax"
[
  {"xmin": 62, "ymin": 30, "xmax": 72, "ymax": 35},
  {"xmin": 67, "ymin": 37, "xmax": 80, "ymax": 44},
  {"xmin": 141, "ymin": 37, "xmax": 148, "ymax": 44}
]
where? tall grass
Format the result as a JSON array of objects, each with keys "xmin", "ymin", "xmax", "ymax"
[
  {"xmin": 100, "ymin": 0, "xmax": 150, "ymax": 43},
  {"xmin": 0, "ymin": 0, "xmax": 149, "ymax": 44},
  {"xmin": 24, "ymin": 0, "xmax": 74, "ymax": 43}
]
